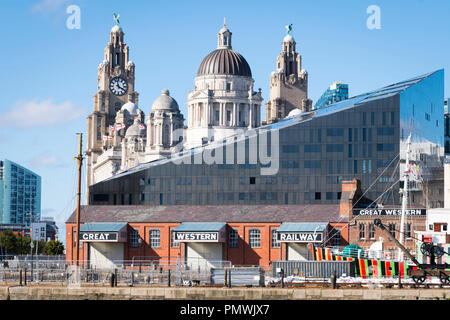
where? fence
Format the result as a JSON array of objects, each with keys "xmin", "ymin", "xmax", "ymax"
[
  {"xmin": 210, "ymin": 267, "xmax": 265, "ymax": 287},
  {"xmin": 0, "ymin": 257, "xmax": 233, "ymax": 286},
  {"xmin": 272, "ymin": 261, "xmax": 352, "ymax": 279}
]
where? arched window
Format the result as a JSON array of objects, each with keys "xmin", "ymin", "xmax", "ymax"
[{"xmin": 163, "ymin": 124, "xmax": 170, "ymax": 146}]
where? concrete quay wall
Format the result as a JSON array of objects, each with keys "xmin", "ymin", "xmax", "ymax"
[{"xmin": 0, "ymin": 286, "xmax": 449, "ymax": 300}]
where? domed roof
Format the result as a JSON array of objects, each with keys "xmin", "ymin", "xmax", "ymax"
[
  {"xmin": 197, "ymin": 49, "xmax": 252, "ymax": 77},
  {"xmin": 151, "ymin": 89, "xmax": 179, "ymax": 111},
  {"xmin": 121, "ymin": 101, "xmax": 138, "ymax": 115},
  {"xmin": 125, "ymin": 119, "xmax": 144, "ymax": 137},
  {"xmin": 287, "ymin": 108, "xmax": 303, "ymax": 118},
  {"xmin": 111, "ymin": 25, "xmax": 123, "ymax": 33},
  {"xmin": 283, "ymin": 34, "xmax": 295, "ymax": 43}
]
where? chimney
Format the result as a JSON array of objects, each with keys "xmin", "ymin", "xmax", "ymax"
[{"xmin": 339, "ymin": 178, "xmax": 362, "ymax": 216}]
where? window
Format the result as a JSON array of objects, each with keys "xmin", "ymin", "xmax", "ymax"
[
  {"xmin": 382, "ymin": 112, "xmax": 386, "ymax": 125},
  {"xmin": 282, "ymin": 160, "xmax": 299, "ymax": 168},
  {"xmin": 368, "ymin": 224, "xmax": 375, "ymax": 240},
  {"xmin": 227, "ymin": 110, "xmax": 231, "ymax": 121},
  {"xmin": 349, "ymin": 128, "xmax": 352, "ymax": 142},
  {"xmin": 326, "ymin": 144, "xmax": 343, "ymax": 152},
  {"xmin": 304, "ymin": 161, "xmax": 321, "ymax": 169},
  {"xmin": 327, "ymin": 128, "xmax": 344, "ymax": 136},
  {"xmin": 176, "ymin": 178, "xmax": 192, "ymax": 185},
  {"xmin": 196, "ymin": 177, "xmax": 211, "ymax": 185},
  {"xmin": 226, "ymin": 83, "xmax": 231, "ymax": 92},
  {"xmin": 130, "ymin": 228, "xmax": 140, "ymax": 248},
  {"xmin": 348, "ymin": 144, "xmax": 352, "ymax": 158},
  {"xmin": 149, "ymin": 229, "xmax": 160, "ymax": 248},
  {"xmin": 249, "ymin": 229, "xmax": 260, "ymax": 248},
  {"xmin": 362, "ymin": 128, "xmax": 367, "ymax": 141},
  {"xmin": 261, "ymin": 176, "xmax": 277, "ymax": 184},
  {"xmin": 377, "ymin": 128, "xmax": 394, "ymax": 136},
  {"xmin": 215, "ymin": 110, "xmax": 220, "ymax": 121},
  {"xmin": 282, "ymin": 176, "xmax": 299, "ymax": 184},
  {"xmin": 359, "ymin": 223, "xmax": 365, "ymax": 239},
  {"xmin": 171, "ymin": 230, "xmax": 180, "ymax": 248},
  {"xmin": 315, "ymin": 192, "xmax": 321, "ymax": 200},
  {"xmin": 260, "ymin": 192, "xmax": 277, "ymax": 200},
  {"xmin": 371, "ymin": 112, "xmax": 375, "ymax": 125},
  {"xmin": 229, "ymin": 228, "xmax": 238, "ymax": 248},
  {"xmin": 388, "ymin": 224, "xmax": 396, "ymax": 237},
  {"xmin": 377, "ymin": 144, "xmax": 395, "ymax": 152},
  {"xmin": 272, "ymin": 229, "xmax": 280, "ymax": 248},
  {"xmin": 405, "ymin": 223, "xmax": 412, "ymax": 239},
  {"xmin": 249, "ymin": 177, "xmax": 256, "ymax": 185},
  {"xmin": 354, "ymin": 160, "xmax": 358, "ymax": 174},
  {"xmin": 331, "ymin": 229, "xmax": 341, "ymax": 247},
  {"xmin": 239, "ymin": 192, "xmax": 255, "ymax": 200},
  {"xmin": 304, "ymin": 144, "xmax": 321, "ymax": 152},
  {"xmin": 282, "ymin": 145, "xmax": 299, "ymax": 153}
]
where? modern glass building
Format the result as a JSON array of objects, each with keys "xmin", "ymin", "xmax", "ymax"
[
  {"xmin": 314, "ymin": 82, "xmax": 349, "ymax": 110},
  {"xmin": 445, "ymin": 98, "xmax": 449, "ymax": 155},
  {"xmin": 0, "ymin": 159, "xmax": 41, "ymax": 225},
  {"xmin": 89, "ymin": 70, "xmax": 444, "ymax": 208}
]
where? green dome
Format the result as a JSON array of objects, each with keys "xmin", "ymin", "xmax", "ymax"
[{"xmin": 342, "ymin": 245, "xmax": 364, "ymax": 258}]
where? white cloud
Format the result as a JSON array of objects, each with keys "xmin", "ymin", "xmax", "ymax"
[
  {"xmin": 31, "ymin": 0, "xmax": 70, "ymax": 13},
  {"xmin": 0, "ymin": 99, "xmax": 85, "ymax": 128},
  {"xmin": 28, "ymin": 153, "xmax": 68, "ymax": 168}
]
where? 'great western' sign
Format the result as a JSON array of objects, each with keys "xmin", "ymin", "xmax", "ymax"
[
  {"xmin": 79, "ymin": 232, "xmax": 118, "ymax": 242},
  {"xmin": 277, "ymin": 232, "xmax": 322, "ymax": 243},
  {"xmin": 174, "ymin": 232, "xmax": 220, "ymax": 242},
  {"xmin": 353, "ymin": 208, "xmax": 426, "ymax": 216}
]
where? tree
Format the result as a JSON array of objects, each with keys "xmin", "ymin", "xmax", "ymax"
[
  {"xmin": 0, "ymin": 230, "xmax": 19, "ymax": 255},
  {"xmin": 44, "ymin": 240, "xmax": 64, "ymax": 255}
]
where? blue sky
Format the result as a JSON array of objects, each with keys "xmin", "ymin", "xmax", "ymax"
[{"xmin": 0, "ymin": 0, "xmax": 449, "ymax": 245}]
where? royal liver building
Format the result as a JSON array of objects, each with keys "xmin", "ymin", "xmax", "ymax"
[{"xmin": 85, "ymin": 21, "xmax": 311, "ymax": 200}]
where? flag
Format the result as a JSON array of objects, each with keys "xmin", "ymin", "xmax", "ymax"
[
  {"xmin": 103, "ymin": 135, "xmax": 113, "ymax": 141},
  {"xmin": 116, "ymin": 123, "xmax": 125, "ymax": 129},
  {"xmin": 139, "ymin": 125, "xmax": 145, "ymax": 130},
  {"xmin": 109, "ymin": 125, "xmax": 116, "ymax": 131}
]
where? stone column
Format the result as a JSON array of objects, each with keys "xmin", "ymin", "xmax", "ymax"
[
  {"xmin": 248, "ymin": 104, "xmax": 253, "ymax": 129},
  {"xmin": 219, "ymin": 102, "xmax": 224, "ymax": 126},
  {"xmin": 233, "ymin": 102, "xmax": 237, "ymax": 126},
  {"xmin": 205, "ymin": 102, "xmax": 211, "ymax": 127}
]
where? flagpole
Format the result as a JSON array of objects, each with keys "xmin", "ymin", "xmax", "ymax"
[
  {"xmin": 399, "ymin": 133, "xmax": 411, "ymax": 261},
  {"xmin": 74, "ymin": 133, "xmax": 83, "ymax": 266}
]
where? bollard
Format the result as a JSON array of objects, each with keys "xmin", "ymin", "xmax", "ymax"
[
  {"xmin": 331, "ymin": 270, "xmax": 337, "ymax": 289},
  {"xmin": 281, "ymin": 268, "xmax": 285, "ymax": 288},
  {"xmin": 110, "ymin": 273, "xmax": 115, "ymax": 287},
  {"xmin": 168, "ymin": 270, "xmax": 171, "ymax": 287},
  {"xmin": 398, "ymin": 274, "xmax": 402, "ymax": 289},
  {"xmin": 228, "ymin": 269, "xmax": 232, "ymax": 288},
  {"xmin": 24, "ymin": 268, "xmax": 27, "ymax": 286},
  {"xmin": 224, "ymin": 269, "xmax": 228, "ymax": 287},
  {"xmin": 114, "ymin": 269, "xmax": 118, "ymax": 287},
  {"xmin": 131, "ymin": 272, "xmax": 134, "ymax": 287},
  {"xmin": 19, "ymin": 269, "xmax": 23, "ymax": 286}
]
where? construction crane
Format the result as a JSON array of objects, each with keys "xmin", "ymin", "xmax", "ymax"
[{"xmin": 373, "ymin": 218, "xmax": 450, "ymax": 284}]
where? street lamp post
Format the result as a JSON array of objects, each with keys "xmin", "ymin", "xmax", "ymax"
[{"xmin": 30, "ymin": 241, "xmax": 34, "ymax": 282}]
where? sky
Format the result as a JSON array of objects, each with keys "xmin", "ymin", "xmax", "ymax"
[{"xmin": 0, "ymin": 0, "xmax": 449, "ymax": 245}]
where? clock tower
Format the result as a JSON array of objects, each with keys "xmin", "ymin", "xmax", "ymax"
[{"xmin": 86, "ymin": 23, "xmax": 139, "ymax": 199}]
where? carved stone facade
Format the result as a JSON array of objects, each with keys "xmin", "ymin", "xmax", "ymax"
[{"xmin": 265, "ymin": 33, "xmax": 312, "ymax": 124}]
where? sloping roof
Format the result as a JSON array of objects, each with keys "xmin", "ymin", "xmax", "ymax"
[
  {"xmin": 277, "ymin": 222, "xmax": 328, "ymax": 232},
  {"xmin": 174, "ymin": 222, "xmax": 226, "ymax": 232},
  {"xmin": 80, "ymin": 222, "xmax": 127, "ymax": 232},
  {"xmin": 66, "ymin": 205, "xmax": 345, "ymax": 224},
  {"xmin": 94, "ymin": 70, "xmax": 442, "ymax": 184}
]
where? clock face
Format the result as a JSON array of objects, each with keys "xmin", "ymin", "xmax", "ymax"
[{"xmin": 109, "ymin": 77, "xmax": 128, "ymax": 96}]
